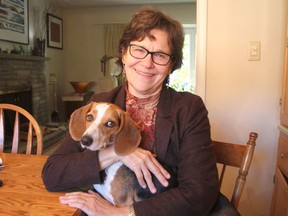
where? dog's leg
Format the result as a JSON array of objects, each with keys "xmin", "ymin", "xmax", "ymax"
[
  {"xmin": 94, "ymin": 161, "xmax": 138, "ymax": 207},
  {"xmin": 110, "ymin": 164, "xmax": 138, "ymax": 206}
]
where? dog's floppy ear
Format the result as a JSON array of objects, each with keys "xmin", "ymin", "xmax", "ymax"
[
  {"xmin": 114, "ymin": 110, "xmax": 141, "ymax": 156},
  {"xmin": 69, "ymin": 102, "xmax": 94, "ymax": 141}
]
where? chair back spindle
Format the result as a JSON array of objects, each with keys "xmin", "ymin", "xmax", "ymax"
[{"xmin": 0, "ymin": 104, "xmax": 42, "ymax": 155}]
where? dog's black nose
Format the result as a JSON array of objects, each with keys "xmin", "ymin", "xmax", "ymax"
[{"xmin": 81, "ymin": 135, "xmax": 93, "ymax": 146}]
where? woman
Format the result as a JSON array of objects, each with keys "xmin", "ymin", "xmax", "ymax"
[{"xmin": 42, "ymin": 6, "xmax": 219, "ymax": 216}]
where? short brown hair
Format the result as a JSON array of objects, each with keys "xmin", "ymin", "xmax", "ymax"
[{"xmin": 116, "ymin": 6, "xmax": 184, "ymax": 73}]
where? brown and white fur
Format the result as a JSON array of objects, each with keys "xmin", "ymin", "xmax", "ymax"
[{"xmin": 69, "ymin": 102, "xmax": 177, "ymax": 207}]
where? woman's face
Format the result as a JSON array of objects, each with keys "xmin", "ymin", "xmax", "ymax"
[{"xmin": 122, "ymin": 29, "xmax": 173, "ymax": 98}]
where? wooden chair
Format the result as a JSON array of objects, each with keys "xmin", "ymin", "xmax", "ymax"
[
  {"xmin": 0, "ymin": 103, "xmax": 43, "ymax": 155},
  {"xmin": 213, "ymin": 132, "xmax": 258, "ymax": 209}
]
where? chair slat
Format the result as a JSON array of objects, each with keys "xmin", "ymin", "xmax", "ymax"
[
  {"xmin": 213, "ymin": 141, "xmax": 246, "ymax": 167},
  {"xmin": 218, "ymin": 164, "xmax": 226, "ymax": 187},
  {"xmin": 0, "ymin": 108, "xmax": 4, "ymax": 151},
  {"xmin": 26, "ymin": 122, "xmax": 33, "ymax": 154},
  {"xmin": 11, "ymin": 111, "xmax": 20, "ymax": 153}
]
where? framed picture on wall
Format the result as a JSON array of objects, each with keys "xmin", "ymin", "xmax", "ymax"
[
  {"xmin": 47, "ymin": 13, "xmax": 63, "ymax": 49},
  {"xmin": 0, "ymin": 0, "xmax": 29, "ymax": 44}
]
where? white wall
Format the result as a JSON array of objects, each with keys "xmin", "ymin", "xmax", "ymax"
[
  {"xmin": 61, "ymin": 4, "xmax": 196, "ymax": 93},
  {"xmin": 206, "ymin": 0, "xmax": 287, "ymax": 215},
  {"xmin": 58, "ymin": 3, "xmax": 195, "ymax": 120}
]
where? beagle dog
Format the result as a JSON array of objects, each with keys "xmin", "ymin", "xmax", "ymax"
[{"xmin": 69, "ymin": 102, "xmax": 177, "ymax": 207}]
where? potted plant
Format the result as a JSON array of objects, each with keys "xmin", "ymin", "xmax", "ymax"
[{"xmin": 32, "ymin": 1, "xmax": 54, "ymax": 56}]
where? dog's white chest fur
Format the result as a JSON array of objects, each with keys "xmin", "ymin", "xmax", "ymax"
[{"xmin": 93, "ymin": 161, "xmax": 124, "ymax": 205}]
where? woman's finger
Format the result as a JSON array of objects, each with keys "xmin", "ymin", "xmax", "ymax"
[
  {"xmin": 133, "ymin": 165, "xmax": 147, "ymax": 189},
  {"xmin": 59, "ymin": 192, "xmax": 89, "ymax": 210},
  {"xmin": 140, "ymin": 162, "xmax": 156, "ymax": 193},
  {"xmin": 148, "ymin": 157, "xmax": 170, "ymax": 187}
]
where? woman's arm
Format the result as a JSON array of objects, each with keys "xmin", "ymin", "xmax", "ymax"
[
  {"xmin": 42, "ymin": 134, "xmax": 102, "ymax": 191},
  {"xmin": 42, "ymin": 133, "xmax": 169, "ymax": 192}
]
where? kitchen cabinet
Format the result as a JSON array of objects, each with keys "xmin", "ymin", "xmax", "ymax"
[
  {"xmin": 271, "ymin": 8, "xmax": 288, "ymax": 215},
  {"xmin": 270, "ymin": 129, "xmax": 288, "ymax": 216},
  {"xmin": 280, "ymin": 4, "xmax": 288, "ymax": 127},
  {"xmin": 280, "ymin": 42, "xmax": 288, "ymax": 127}
]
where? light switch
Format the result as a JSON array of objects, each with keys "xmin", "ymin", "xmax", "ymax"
[{"xmin": 248, "ymin": 41, "xmax": 261, "ymax": 61}]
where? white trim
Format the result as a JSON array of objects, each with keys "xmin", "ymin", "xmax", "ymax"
[
  {"xmin": 195, "ymin": 0, "xmax": 208, "ymax": 102},
  {"xmin": 183, "ymin": 24, "xmax": 196, "ymax": 28}
]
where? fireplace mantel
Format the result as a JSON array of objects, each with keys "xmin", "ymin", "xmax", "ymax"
[{"xmin": 0, "ymin": 53, "xmax": 50, "ymax": 61}]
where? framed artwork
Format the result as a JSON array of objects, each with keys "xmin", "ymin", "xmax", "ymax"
[
  {"xmin": 47, "ymin": 13, "xmax": 63, "ymax": 49},
  {"xmin": 0, "ymin": 0, "xmax": 29, "ymax": 44}
]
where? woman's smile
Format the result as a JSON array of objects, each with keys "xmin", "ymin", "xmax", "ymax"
[{"xmin": 134, "ymin": 68, "xmax": 155, "ymax": 77}]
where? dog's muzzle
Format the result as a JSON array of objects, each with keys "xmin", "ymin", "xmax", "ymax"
[
  {"xmin": 80, "ymin": 135, "xmax": 114, "ymax": 151},
  {"xmin": 80, "ymin": 135, "xmax": 93, "ymax": 147}
]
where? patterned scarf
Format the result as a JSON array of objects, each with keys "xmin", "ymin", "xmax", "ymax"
[{"xmin": 125, "ymin": 85, "xmax": 160, "ymax": 153}]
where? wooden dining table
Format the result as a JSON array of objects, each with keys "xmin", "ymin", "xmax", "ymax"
[{"xmin": 0, "ymin": 153, "xmax": 77, "ymax": 215}]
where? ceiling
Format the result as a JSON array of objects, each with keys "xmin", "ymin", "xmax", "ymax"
[{"xmin": 55, "ymin": 0, "xmax": 196, "ymax": 8}]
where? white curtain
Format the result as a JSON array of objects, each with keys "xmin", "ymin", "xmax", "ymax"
[{"xmin": 104, "ymin": 24, "xmax": 126, "ymax": 57}]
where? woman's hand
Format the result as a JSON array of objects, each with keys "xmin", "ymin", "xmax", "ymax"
[
  {"xmin": 120, "ymin": 148, "xmax": 171, "ymax": 193},
  {"xmin": 59, "ymin": 190, "xmax": 128, "ymax": 216}
]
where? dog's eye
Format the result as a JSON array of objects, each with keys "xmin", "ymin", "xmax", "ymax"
[
  {"xmin": 105, "ymin": 121, "xmax": 116, "ymax": 128},
  {"xmin": 86, "ymin": 115, "xmax": 94, "ymax": 122}
]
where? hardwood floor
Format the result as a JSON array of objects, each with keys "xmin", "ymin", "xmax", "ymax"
[{"xmin": 41, "ymin": 125, "xmax": 67, "ymax": 155}]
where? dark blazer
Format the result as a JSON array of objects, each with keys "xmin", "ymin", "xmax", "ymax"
[{"xmin": 42, "ymin": 85, "xmax": 219, "ymax": 216}]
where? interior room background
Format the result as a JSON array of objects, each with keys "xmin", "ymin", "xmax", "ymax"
[{"xmin": 0, "ymin": 0, "xmax": 286, "ymax": 215}]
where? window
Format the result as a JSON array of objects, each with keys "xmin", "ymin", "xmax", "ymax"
[{"xmin": 169, "ymin": 25, "xmax": 196, "ymax": 93}]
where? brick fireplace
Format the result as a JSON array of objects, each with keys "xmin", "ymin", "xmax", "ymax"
[{"xmin": 0, "ymin": 53, "xmax": 49, "ymax": 124}]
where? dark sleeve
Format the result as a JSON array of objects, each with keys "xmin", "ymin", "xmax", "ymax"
[
  {"xmin": 134, "ymin": 95, "xmax": 219, "ymax": 216},
  {"xmin": 41, "ymin": 133, "xmax": 101, "ymax": 191}
]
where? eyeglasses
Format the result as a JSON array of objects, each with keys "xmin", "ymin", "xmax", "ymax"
[{"xmin": 128, "ymin": 44, "xmax": 172, "ymax": 66}]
